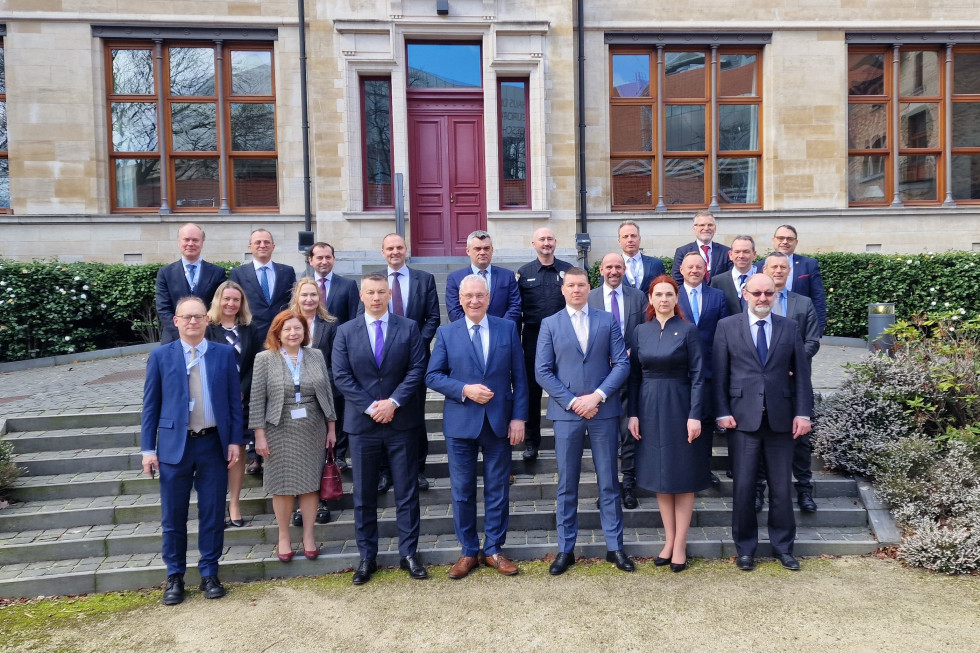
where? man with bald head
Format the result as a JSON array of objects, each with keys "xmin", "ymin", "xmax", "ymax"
[
  {"xmin": 155, "ymin": 223, "xmax": 227, "ymax": 344},
  {"xmin": 229, "ymin": 229, "xmax": 297, "ymax": 340}
]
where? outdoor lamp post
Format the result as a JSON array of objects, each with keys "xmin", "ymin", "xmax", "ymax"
[{"xmin": 868, "ymin": 302, "xmax": 896, "ymax": 354}]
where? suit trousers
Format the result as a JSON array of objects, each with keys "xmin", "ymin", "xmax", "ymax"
[
  {"xmin": 332, "ymin": 394, "xmax": 348, "ymax": 460},
  {"xmin": 159, "ymin": 432, "xmax": 228, "ymax": 577},
  {"xmin": 617, "ymin": 388, "xmax": 635, "ymax": 488},
  {"xmin": 756, "ymin": 432, "xmax": 813, "ymax": 494},
  {"xmin": 554, "ymin": 417, "xmax": 624, "ymax": 552},
  {"xmin": 730, "ymin": 415, "xmax": 796, "ymax": 557},
  {"xmin": 445, "ymin": 418, "xmax": 512, "ymax": 557},
  {"xmin": 521, "ymin": 325, "xmax": 544, "ymax": 446},
  {"xmin": 350, "ymin": 426, "xmax": 421, "ymax": 559}
]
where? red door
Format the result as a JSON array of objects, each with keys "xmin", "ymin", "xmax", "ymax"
[{"xmin": 407, "ymin": 92, "xmax": 485, "ymax": 257}]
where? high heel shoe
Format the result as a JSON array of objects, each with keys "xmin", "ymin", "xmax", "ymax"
[
  {"xmin": 277, "ymin": 545, "xmax": 294, "ymax": 562},
  {"xmin": 670, "ymin": 559, "xmax": 688, "ymax": 573},
  {"xmin": 304, "ymin": 547, "xmax": 320, "ymax": 560},
  {"xmin": 654, "ymin": 556, "xmax": 671, "ymax": 566}
]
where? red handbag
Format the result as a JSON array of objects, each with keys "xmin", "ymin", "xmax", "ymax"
[{"xmin": 320, "ymin": 445, "xmax": 344, "ymax": 502}]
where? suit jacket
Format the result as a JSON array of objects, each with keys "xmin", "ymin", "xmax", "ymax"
[
  {"xmin": 323, "ymin": 273, "xmax": 361, "ymax": 324},
  {"xmin": 248, "ymin": 348, "xmax": 336, "ymax": 429},
  {"xmin": 672, "ymin": 241, "xmax": 733, "ymax": 286},
  {"xmin": 587, "ymin": 285, "xmax": 647, "ymax": 352},
  {"xmin": 331, "ymin": 314, "xmax": 427, "ymax": 435},
  {"xmin": 140, "ymin": 340, "xmax": 243, "ymax": 464},
  {"xmin": 204, "ymin": 321, "xmax": 260, "ymax": 400},
  {"xmin": 360, "ymin": 267, "xmax": 441, "ymax": 347},
  {"xmin": 309, "ymin": 316, "xmax": 341, "ymax": 396},
  {"xmin": 535, "ymin": 308, "xmax": 630, "ymax": 421},
  {"xmin": 445, "ymin": 265, "xmax": 522, "ymax": 323},
  {"xmin": 677, "ymin": 283, "xmax": 730, "ymax": 379},
  {"xmin": 784, "ymin": 291, "xmax": 821, "ymax": 360},
  {"xmin": 229, "ymin": 262, "xmax": 297, "ymax": 338},
  {"xmin": 425, "ymin": 316, "xmax": 528, "ymax": 439},
  {"xmin": 155, "ymin": 260, "xmax": 227, "ymax": 344},
  {"xmin": 710, "ymin": 269, "xmax": 752, "ymax": 317},
  {"xmin": 712, "ymin": 313, "xmax": 813, "ymax": 433},
  {"xmin": 623, "ymin": 254, "xmax": 667, "ymax": 295},
  {"xmin": 755, "ymin": 254, "xmax": 826, "ymax": 335}
]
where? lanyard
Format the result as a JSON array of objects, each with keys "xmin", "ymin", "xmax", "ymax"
[
  {"xmin": 186, "ymin": 347, "xmax": 203, "ymax": 375},
  {"xmin": 281, "ymin": 348, "xmax": 303, "ymax": 402}
]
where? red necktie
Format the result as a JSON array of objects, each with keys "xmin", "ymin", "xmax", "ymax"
[{"xmin": 701, "ymin": 244, "xmax": 711, "ymax": 282}]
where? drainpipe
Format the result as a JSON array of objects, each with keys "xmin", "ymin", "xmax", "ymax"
[
  {"xmin": 575, "ymin": 0, "xmax": 589, "ymax": 268},
  {"xmin": 297, "ymin": 0, "xmax": 314, "ymax": 250}
]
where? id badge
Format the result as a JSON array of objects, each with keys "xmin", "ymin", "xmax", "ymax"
[
  {"xmin": 290, "ymin": 407, "xmax": 308, "ymax": 420},
  {"xmin": 188, "ymin": 398, "xmax": 196, "ymax": 412}
]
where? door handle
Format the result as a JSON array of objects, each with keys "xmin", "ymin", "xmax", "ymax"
[{"xmin": 450, "ymin": 192, "xmax": 454, "ymax": 204}]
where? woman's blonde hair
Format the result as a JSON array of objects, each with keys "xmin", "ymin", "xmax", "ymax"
[
  {"xmin": 289, "ymin": 276, "xmax": 336, "ymax": 322},
  {"xmin": 207, "ymin": 280, "xmax": 253, "ymax": 326}
]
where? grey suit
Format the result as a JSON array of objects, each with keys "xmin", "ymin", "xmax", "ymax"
[{"xmin": 710, "ymin": 269, "xmax": 751, "ymax": 317}]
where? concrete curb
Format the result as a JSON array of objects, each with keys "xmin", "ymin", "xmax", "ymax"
[
  {"xmin": 0, "ymin": 343, "xmax": 158, "ymax": 373},
  {"xmin": 821, "ymin": 336, "xmax": 867, "ymax": 348},
  {"xmin": 855, "ymin": 475, "xmax": 902, "ymax": 547}
]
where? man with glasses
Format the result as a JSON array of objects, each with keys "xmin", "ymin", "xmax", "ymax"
[
  {"xmin": 155, "ymin": 223, "xmax": 227, "ymax": 344},
  {"xmin": 671, "ymin": 211, "xmax": 732, "ymax": 287},
  {"xmin": 755, "ymin": 225, "xmax": 827, "ymax": 335},
  {"xmin": 230, "ymin": 229, "xmax": 297, "ymax": 340}
]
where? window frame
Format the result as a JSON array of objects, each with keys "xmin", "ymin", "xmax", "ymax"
[
  {"xmin": 360, "ymin": 76, "xmax": 395, "ymax": 210},
  {"xmin": 497, "ymin": 77, "xmax": 531, "ymax": 210}
]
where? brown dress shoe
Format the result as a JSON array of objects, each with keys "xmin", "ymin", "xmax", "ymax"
[
  {"xmin": 483, "ymin": 552, "xmax": 519, "ymax": 576},
  {"xmin": 448, "ymin": 555, "xmax": 480, "ymax": 579}
]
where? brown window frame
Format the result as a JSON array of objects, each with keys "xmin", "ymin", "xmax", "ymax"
[
  {"xmin": 497, "ymin": 77, "xmax": 531, "ymax": 210},
  {"xmin": 360, "ymin": 76, "xmax": 395, "ymax": 210}
]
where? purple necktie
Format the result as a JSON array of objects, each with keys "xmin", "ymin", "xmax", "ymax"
[
  {"xmin": 390, "ymin": 271, "xmax": 405, "ymax": 316},
  {"xmin": 373, "ymin": 320, "xmax": 384, "ymax": 366},
  {"xmin": 610, "ymin": 289, "xmax": 621, "ymax": 330}
]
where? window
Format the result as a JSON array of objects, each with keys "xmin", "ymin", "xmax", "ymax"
[
  {"xmin": 407, "ymin": 43, "xmax": 482, "ymax": 88},
  {"xmin": 609, "ymin": 45, "xmax": 762, "ymax": 211},
  {"xmin": 106, "ymin": 41, "xmax": 277, "ymax": 212},
  {"xmin": 361, "ymin": 77, "xmax": 394, "ymax": 209},
  {"xmin": 498, "ymin": 79, "xmax": 530, "ymax": 209},
  {"xmin": 0, "ymin": 39, "xmax": 8, "ymax": 211}
]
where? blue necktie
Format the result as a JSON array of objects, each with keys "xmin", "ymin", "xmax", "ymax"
[
  {"xmin": 259, "ymin": 266, "xmax": 272, "ymax": 302},
  {"xmin": 689, "ymin": 288, "xmax": 700, "ymax": 324},
  {"xmin": 756, "ymin": 320, "xmax": 768, "ymax": 364},
  {"xmin": 186, "ymin": 263, "xmax": 197, "ymax": 291},
  {"xmin": 779, "ymin": 289, "xmax": 788, "ymax": 317},
  {"xmin": 373, "ymin": 320, "xmax": 384, "ymax": 367},
  {"xmin": 471, "ymin": 324, "xmax": 485, "ymax": 372}
]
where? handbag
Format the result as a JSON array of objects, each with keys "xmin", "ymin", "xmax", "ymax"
[{"xmin": 320, "ymin": 445, "xmax": 344, "ymax": 502}]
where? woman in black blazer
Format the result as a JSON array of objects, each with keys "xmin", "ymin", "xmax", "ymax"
[{"xmin": 206, "ymin": 280, "xmax": 261, "ymax": 527}]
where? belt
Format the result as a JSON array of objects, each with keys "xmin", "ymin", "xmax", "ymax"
[{"xmin": 188, "ymin": 426, "xmax": 218, "ymax": 438}]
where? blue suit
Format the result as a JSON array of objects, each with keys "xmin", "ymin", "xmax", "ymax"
[
  {"xmin": 677, "ymin": 284, "xmax": 730, "ymax": 384},
  {"xmin": 155, "ymin": 260, "xmax": 227, "ymax": 344},
  {"xmin": 426, "ymin": 316, "xmax": 528, "ymax": 557},
  {"xmin": 755, "ymin": 254, "xmax": 826, "ymax": 335},
  {"xmin": 141, "ymin": 340, "xmax": 243, "ymax": 578},
  {"xmin": 623, "ymin": 254, "xmax": 667, "ymax": 295},
  {"xmin": 445, "ymin": 265, "xmax": 522, "ymax": 323},
  {"xmin": 672, "ymin": 241, "xmax": 733, "ymax": 286},
  {"xmin": 229, "ymin": 262, "xmax": 297, "ymax": 340},
  {"xmin": 535, "ymin": 308, "xmax": 630, "ymax": 553}
]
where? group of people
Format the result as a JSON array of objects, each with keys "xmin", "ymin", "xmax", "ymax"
[{"xmin": 140, "ymin": 214, "xmax": 826, "ymax": 604}]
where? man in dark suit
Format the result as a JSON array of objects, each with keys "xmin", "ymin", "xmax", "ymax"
[
  {"xmin": 155, "ymin": 223, "xmax": 227, "ymax": 344},
  {"xmin": 229, "ymin": 229, "xmax": 297, "ymax": 340},
  {"xmin": 426, "ymin": 274, "xmax": 528, "ymax": 578},
  {"xmin": 671, "ymin": 211, "xmax": 732, "ymax": 286},
  {"xmin": 332, "ymin": 272, "xmax": 428, "ymax": 585},
  {"xmin": 710, "ymin": 234, "xmax": 758, "ymax": 316},
  {"xmin": 713, "ymin": 273, "xmax": 813, "ymax": 572},
  {"xmin": 141, "ymin": 297, "xmax": 243, "ymax": 605},
  {"xmin": 445, "ymin": 230, "xmax": 521, "ymax": 323},
  {"xmin": 618, "ymin": 220, "xmax": 666, "ymax": 294},
  {"xmin": 755, "ymin": 224, "xmax": 827, "ymax": 335},
  {"xmin": 588, "ymin": 252, "xmax": 647, "ymax": 509},
  {"xmin": 535, "ymin": 267, "xmax": 633, "ymax": 575}
]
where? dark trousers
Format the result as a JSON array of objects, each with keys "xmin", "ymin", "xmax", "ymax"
[
  {"xmin": 730, "ymin": 415, "xmax": 796, "ymax": 557},
  {"xmin": 332, "ymin": 394, "xmax": 348, "ymax": 460},
  {"xmin": 159, "ymin": 433, "xmax": 228, "ymax": 577},
  {"xmin": 756, "ymin": 433, "xmax": 813, "ymax": 493},
  {"xmin": 522, "ymin": 325, "xmax": 544, "ymax": 447},
  {"xmin": 617, "ymin": 389, "xmax": 635, "ymax": 488},
  {"xmin": 350, "ymin": 426, "xmax": 420, "ymax": 559}
]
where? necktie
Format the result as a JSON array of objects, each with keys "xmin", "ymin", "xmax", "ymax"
[
  {"xmin": 390, "ymin": 271, "xmax": 405, "ymax": 316},
  {"xmin": 689, "ymin": 288, "xmax": 700, "ymax": 324},
  {"xmin": 471, "ymin": 324, "xmax": 485, "ymax": 371},
  {"xmin": 701, "ymin": 244, "xmax": 711, "ymax": 282},
  {"xmin": 610, "ymin": 289, "xmax": 622, "ymax": 330},
  {"xmin": 186, "ymin": 263, "xmax": 197, "ymax": 292},
  {"xmin": 574, "ymin": 310, "xmax": 588, "ymax": 353},
  {"xmin": 188, "ymin": 346, "xmax": 205, "ymax": 431},
  {"xmin": 373, "ymin": 320, "xmax": 384, "ymax": 367},
  {"xmin": 318, "ymin": 276, "xmax": 329, "ymax": 305},
  {"xmin": 479, "ymin": 269, "xmax": 489, "ymax": 294},
  {"xmin": 756, "ymin": 320, "xmax": 768, "ymax": 365},
  {"xmin": 774, "ymin": 289, "xmax": 787, "ymax": 316},
  {"xmin": 259, "ymin": 266, "xmax": 272, "ymax": 302},
  {"xmin": 737, "ymin": 274, "xmax": 747, "ymax": 291},
  {"xmin": 629, "ymin": 258, "xmax": 640, "ymax": 286}
]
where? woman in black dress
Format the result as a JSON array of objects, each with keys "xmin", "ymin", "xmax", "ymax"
[{"xmin": 627, "ymin": 275, "xmax": 706, "ymax": 572}]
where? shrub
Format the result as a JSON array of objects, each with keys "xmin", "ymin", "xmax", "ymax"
[
  {"xmin": 898, "ymin": 519, "xmax": 980, "ymax": 575},
  {"xmin": 0, "ymin": 440, "xmax": 22, "ymax": 500}
]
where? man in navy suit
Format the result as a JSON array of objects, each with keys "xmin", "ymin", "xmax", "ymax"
[
  {"xmin": 710, "ymin": 235, "xmax": 758, "ymax": 316},
  {"xmin": 332, "ymin": 272, "xmax": 428, "ymax": 585},
  {"xmin": 229, "ymin": 229, "xmax": 297, "ymax": 340},
  {"xmin": 713, "ymin": 273, "xmax": 813, "ymax": 572},
  {"xmin": 587, "ymin": 252, "xmax": 647, "ymax": 509},
  {"xmin": 672, "ymin": 211, "xmax": 732, "ymax": 286},
  {"xmin": 445, "ymin": 230, "xmax": 521, "ymax": 323},
  {"xmin": 426, "ymin": 274, "xmax": 528, "ymax": 578},
  {"xmin": 155, "ymin": 223, "xmax": 227, "ymax": 344},
  {"xmin": 535, "ymin": 267, "xmax": 633, "ymax": 575},
  {"xmin": 617, "ymin": 220, "xmax": 667, "ymax": 294},
  {"xmin": 755, "ymin": 225, "xmax": 827, "ymax": 335},
  {"xmin": 141, "ymin": 297, "xmax": 243, "ymax": 605}
]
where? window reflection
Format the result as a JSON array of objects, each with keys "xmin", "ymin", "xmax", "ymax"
[
  {"xmin": 230, "ymin": 51, "xmax": 272, "ymax": 95},
  {"xmin": 363, "ymin": 79, "xmax": 393, "ymax": 208},
  {"xmin": 170, "ymin": 48, "xmax": 215, "ymax": 96},
  {"xmin": 112, "ymin": 49, "xmax": 154, "ymax": 95},
  {"xmin": 500, "ymin": 80, "xmax": 529, "ymax": 207},
  {"xmin": 407, "ymin": 44, "xmax": 481, "ymax": 88}
]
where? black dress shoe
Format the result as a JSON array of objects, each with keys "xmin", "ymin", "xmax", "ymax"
[
  {"xmin": 736, "ymin": 555, "xmax": 755, "ymax": 571},
  {"xmin": 400, "ymin": 554, "xmax": 428, "ymax": 580},
  {"xmin": 291, "ymin": 509, "xmax": 303, "ymax": 527},
  {"xmin": 522, "ymin": 444, "xmax": 538, "ymax": 462},
  {"xmin": 798, "ymin": 491, "xmax": 818, "ymax": 513},
  {"xmin": 710, "ymin": 473, "xmax": 722, "ymax": 490},
  {"xmin": 352, "ymin": 558, "xmax": 377, "ymax": 585},
  {"xmin": 621, "ymin": 487, "xmax": 639, "ymax": 510},
  {"xmin": 199, "ymin": 575, "xmax": 226, "ymax": 599},
  {"xmin": 417, "ymin": 473, "xmax": 430, "ymax": 491},
  {"xmin": 315, "ymin": 503, "xmax": 331, "ymax": 524},
  {"xmin": 549, "ymin": 552, "xmax": 575, "ymax": 575},
  {"xmin": 653, "ymin": 556, "xmax": 670, "ymax": 567},
  {"xmin": 670, "ymin": 561, "xmax": 688, "ymax": 573},
  {"xmin": 776, "ymin": 553, "xmax": 801, "ymax": 571},
  {"xmin": 162, "ymin": 573, "xmax": 185, "ymax": 605},
  {"xmin": 605, "ymin": 550, "xmax": 635, "ymax": 572},
  {"xmin": 337, "ymin": 458, "xmax": 349, "ymax": 472},
  {"xmin": 377, "ymin": 471, "xmax": 392, "ymax": 494},
  {"xmin": 754, "ymin": 488, "xmax": 765, "ymax": 513},
  {"xmin": 227, "ymin": 517, "xmax": 245, "ymax": 528}
]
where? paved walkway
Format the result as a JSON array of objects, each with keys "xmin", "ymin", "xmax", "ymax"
[{"xmin": 0, "ymin": 341, "xmax": 871, "ymax": 419}]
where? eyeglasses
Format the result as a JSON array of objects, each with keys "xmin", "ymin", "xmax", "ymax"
[
  {"xmin": 745, "ymin": 291, "xmax": 776, "ymax": 298},
  {"xmin": 774, "ymin": 236, "xmax": 797, "ymax": 242},
  {"xmin": 176, "ymin": 314, "xmax": 208, "ymax": 322},
  {"xmin": 460, "ymin": 293, "xmax": 489, "ymax": 300}
]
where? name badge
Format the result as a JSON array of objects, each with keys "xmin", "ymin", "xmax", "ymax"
[
  {"xmin": 188, "ymin": 398, "xmax": 196, "ymax": 412},
  {"xmin": 291, "ymin": 407, "xmax": 308, "ymax": 420},
  {"xmin": 295, "ymin": 392, "xmax": 302, "ymax": 404}
]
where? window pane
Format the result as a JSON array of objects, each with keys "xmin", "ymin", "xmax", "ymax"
[
  {"xmin": 364, "ymin": 80, "xmax": 392, "ymax": 208},
  {"xmin": 954, "ymin": 52, "xmax": 980, "ymax": 94},
  {"xmin": 173, "ymin": 159, "xmax": 219, "ymax": 208},
  {"xmin": 900, "ymin": 50, "xmax": 939, "ymax": 97},
  {"xmin": 233, "ymin": 159, "xmax": 278, "ymax": 207},
  {"xmin": 719, "ymin": 54, "xmax": 757, "ymax": 96},
  {"xmin": 0, "ymin": 159, "xmax": 9, "ymax": 209},
  {"xmin": 407, "ymin": 44, "xmax": 481, "ymax": 88},
  {"xmin": 952, "ymin": 103, "xmax": 980, "ymax": 147},
  {"xmin": 230, "ymin": 51, "xmax": 272, "ymax": 95},
  {"xmin": 170, "ymin": 47, "xmax": 215, "ymax": 96},
  {"xmin": 951, "ymin": 155, "xmax": 980, "ymax": 200},
  {"xmin": 900, "ymin": 103, "xmax": 939, "ymax": 149},
  {"xmin": 611, "ymin": 158, "xmax": 652, "ymax": 206},
  {"xmin": 114, "ymin": 158, "xmax": 160, "ymax": 208},
  {"xmin": 610, "ymin": 105, "xmax": 653, "ymax": 152},
  {"xmin": 111, "ymin": 49, "xmax": 153, "ymax": 95},
  {"xmin": 718, "ymin": 105, "xmax": 758, "ymax": 151},
  {"xmin": 848, "ymin": 155, "xmax": 887, "ymax": 202},
  {"xmin": 848, "ymin": 103, "xmax": 888, "ymax": 149},
  {"xmin": 718, "ymin": 158, "xmax": 758, "ymax": 203},
  {"xmin": 664, "ymin": 158, "xmax": 705, "ymax": 204},
  {"xmin": 111, "ymin": 102, "xmax": 158, "ymax": 152},
  {"xmin": 0, "ymin": 101, "xmax": 7, "ymax": 151},
  {"xmin": 230, "ymin": 103, "xmax": 275, "ymax": 151},
  {"xmin": 500, "ymin": 81, "xmax": 528, "ymax": 207},
  {"xmin": 171, "ymin": 103, "xmax": 217, "ymax": 151},
  {"xmin": 849, "ymin": 52, "xmax": 885, "ymax": 95},
  {"xmin": 0, "ymin": 46, "xmax": 5, "ymax": 95},
  {"xmin": 898, "ymin": 155, "xmax": 938, "ymax": 201},
  {"xmin": 612, "ymin": 54, "xmax": 651, "ymax": 98},
  {"xmin": 664, "ymin": 52, "xmax": 705, "ymax": 99},
  {"xmin": 665, "ymin": 105, "xmax": 705, "ymax": 151}
]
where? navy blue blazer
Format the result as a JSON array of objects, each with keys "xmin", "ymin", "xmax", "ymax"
[
  {"xmin": 229, "ymin": 262, "xmax": 297, "ymax": 338},
  {"xmin": 140, "ymin": 340, "xmax": 243, "ymax": 464},
  {"xmin": 155, "ymin": 260, "xmax": 227, "ymax": 344},
  {"xmin": 623, "ymin": 254, "xmax": 667, "ymax": 294},
  {"xmin": 677, "ymin": 283, "xmax": 730, "ymax": 380},
  {"xmin": 445, "ymin": 265, "xmax": 522, "ymax": 324},
  {"xmin": 755, "ymin": 254, "xmax": 826, "ymax": 335},
  {"xmin": 425, "ymin": 316, "xmax": 528, "ymax": 439},
  {"xmin": 672, "ymin": 242, "xmax": 733, "ymax": 286},
  {"xmin": 331, "ymin": 314, "xmax": 427, "ymax": 435},
  {"xmin": 358, "ymin": 267, "xmax": 441, "ymax": 348}
]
